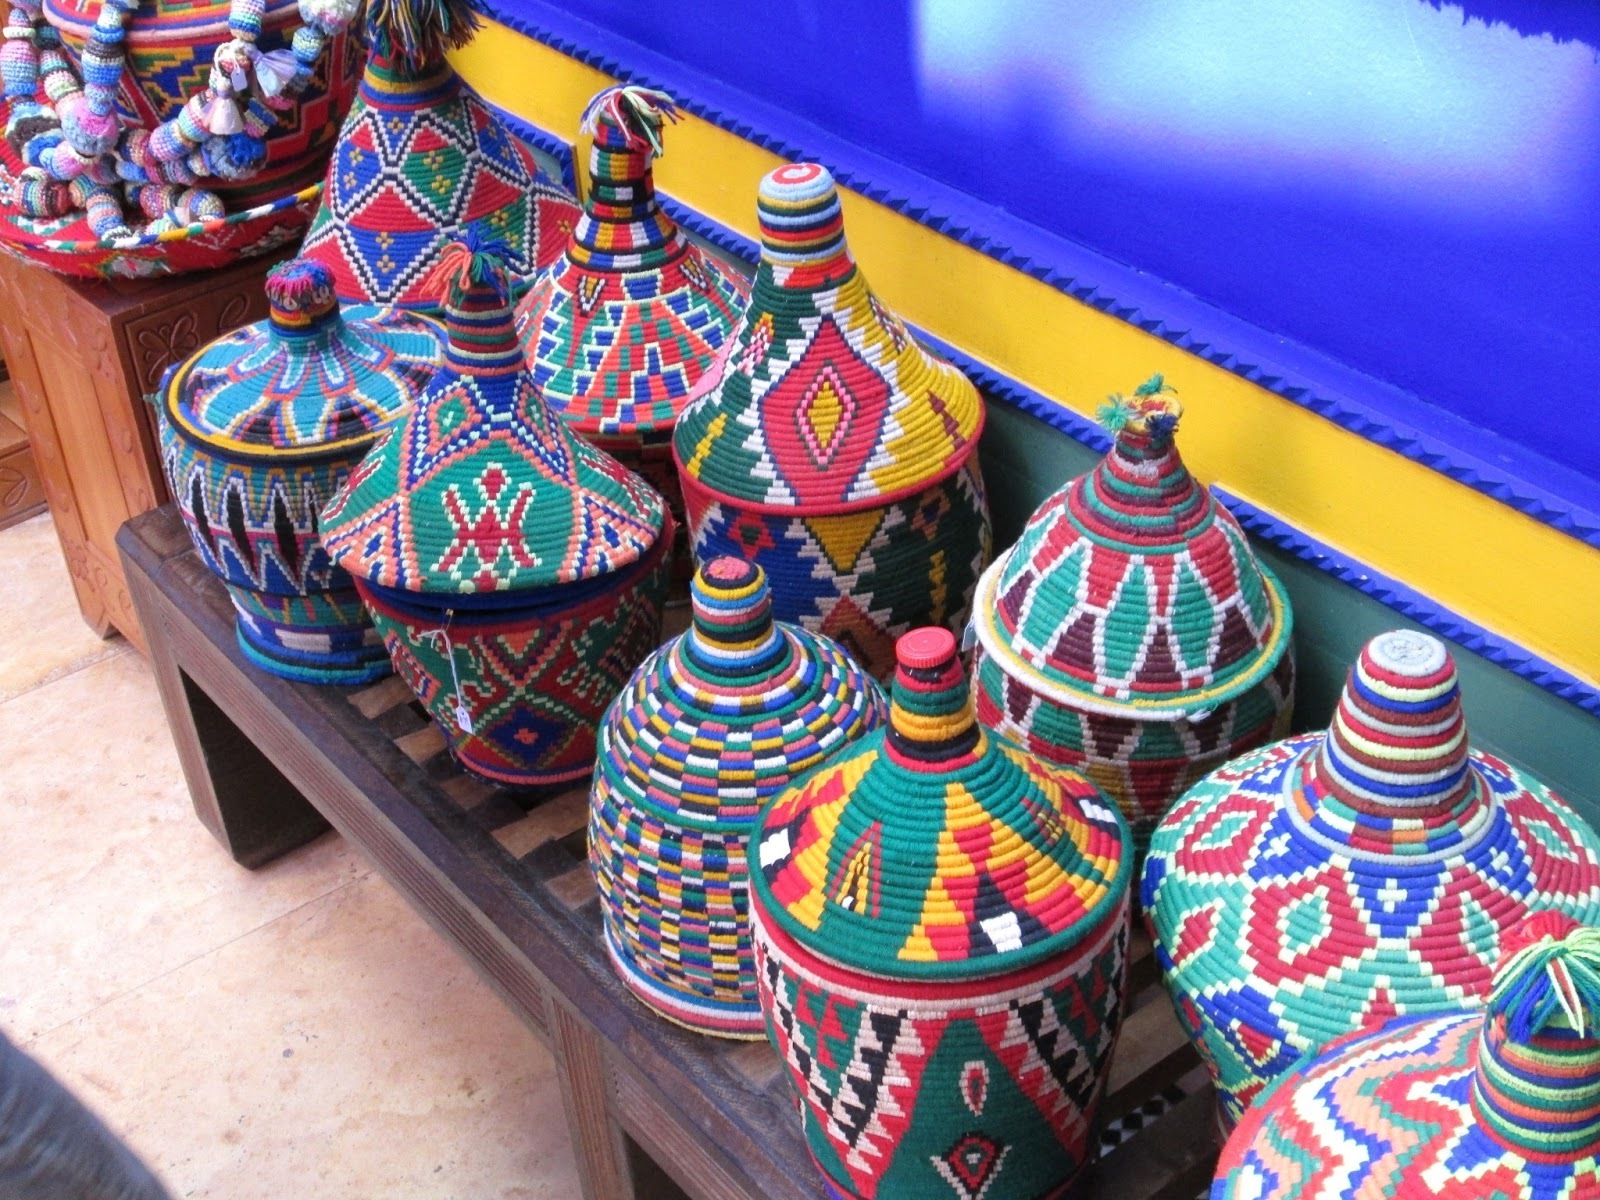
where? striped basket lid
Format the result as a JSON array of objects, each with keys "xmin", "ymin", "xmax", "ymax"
[
  {"xmin": 1214, "ymin": 912, "xmax": 1600, "ymax": 1199},
  {"xmin": 320, "ymin": 239, "xmax": 666, "ymax": 594},
  {"xmin": 672, "ymin": 162, "xmax": 984, "ymax": 516},
  {"xmin": 299, "ymin": 0, "xmax": 578, "ymax": 313},
  {"xmin": 516, "ymin": 86, "xmax": 748, "ymax": 437},
  {"xmin": 1143, "ymin": 630, "xmax": 1600, "ymax": 1121},
  {"xmin": 749, "ymin": 626, "xmax": 1132, "ymax": 981},
  {"xmin": 972, "ymin": 376, "xmax": 1292, "ymax": 718},
  {"xmin": 596, "ymin": 555, "xmax": 887, "ymax": 826},
  {"xmin": 164, "ymin": 258, "xmax": 444, "ymax": 459}
]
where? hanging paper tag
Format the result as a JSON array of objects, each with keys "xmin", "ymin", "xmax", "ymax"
[
  {"xmin": 453, "ymin": 704, "xmax": 474, "ymax": 734},
  {"xmin": 1187, "ymin": 706, "xmax": 1217, "ymax": 724},
  {"xmin": 961, "ymin": 617, "xmax": 977, "ymax": 654},
  {"xmin": 426, "ymin": 619, "xmax": 474, "ymax": 735}
]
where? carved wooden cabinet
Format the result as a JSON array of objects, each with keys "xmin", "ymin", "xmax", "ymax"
[{"xmin": 0, "ymin": 251, "xmax": 289, "ymax": 651}]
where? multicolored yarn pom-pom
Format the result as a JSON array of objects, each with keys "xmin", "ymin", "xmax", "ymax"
[
  {"xmin": 749, "ymin": 627, "xmax": 1132, "ymax": 1199},
  {"xmin": 1214, "ymin": 911, "xmax": 1600, "ymax": 1199},
  {"xmin": 588, "ymin": 556, "xmax": 885, "ymax": 1037},
  {"xmin": 1143, "ymin": 629, "xmax": 1600, "ymax": 1131}
]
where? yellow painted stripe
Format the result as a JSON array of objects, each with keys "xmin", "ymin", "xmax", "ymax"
[{"xmin": 452, "ymin": 22, "xmax": 1600, "ymax": 688}]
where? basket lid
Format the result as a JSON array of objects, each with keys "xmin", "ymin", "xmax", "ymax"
[
  {"xmin": 1143, "ymin": 630, "xmax": 1600, "ymax": 1123},
  {"xmin": 596, "ymin": 555, "xmax": 886, "ymax": 824},
  {"xmin": 973, "ymin": 376, "xmax": 1291, "ymax": 718},
  {"xmin": 299, "ymin": 0, "xmax": 578, "ymax": 313},
  {"xmin": 517, "ymin": 86, "xmax": 747, "ymax": 436},
  {"xmin": 320, "ymin": 240, "xmax": 666, "ymax": 594},
  {"xmin": 750, "ymin": 627, "xmax": 1131, "ymax": 981},
  {"xmin": 673, "ymin": 162, "xmax": 984, "ymax": 515},
  {"xmin": 165, "ymin": 259, "xmax": 443, "ymax": 456},
  {"xmin": 1213, "ymin": 912, "xmax": 1600, "ymax": 1199}
]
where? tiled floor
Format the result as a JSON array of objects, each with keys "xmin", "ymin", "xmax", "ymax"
[{"xmin": 0, "ymin": 512, "xmax": 580, "ymax": 1197}]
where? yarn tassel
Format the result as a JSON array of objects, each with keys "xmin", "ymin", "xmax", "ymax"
[
  {"xmin": 579, "ymin": 84, "xmax": 678, "ymax": 157},
  {"xmin": 365, "ymin": 0, "xmax": 479, "ymax": 72},
  {"xmin": 423, "ymin": 232, "xmax": 512, "ymax": 303},
  {"xmin": 1489, "ymin": 916, "xmax": 1600, "ymax": 1042}
]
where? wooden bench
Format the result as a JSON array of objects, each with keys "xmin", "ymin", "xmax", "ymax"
[{"xmin": 117, "ymin": 504, "xmax": 1220, "ymax": 1200}]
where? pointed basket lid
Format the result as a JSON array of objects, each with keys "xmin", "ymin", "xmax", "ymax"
[
  {"xmin": 673, "ymin": 162, "xmax": 984, "ymax": 515},
  {"xmin": 749, "ymin": 627, "xmax": 1131, "ymax": 981},
  {"xmin": 516, "ymin": 86, "xmax": 748, "ymax": 436},
  {"xmin": 164, "ymin": 259, "xmax": 444, "ymax": 458},
  {"xmin": 597, "ymin": 556, "xmax": 887, "ymax": 826},
  {"xmin": 1214, "ymin": 913, "xmax": 1600, "ymax": 1199},
  {"xmin": 1143, "ymin": 631, "xmax": 1600, "ymax": 1107},
  {"xmin": 973, "ymin": 376, "xmax": 1291, "ymax": 718},
  {"xmin": 299, "ymin": 0, "xmax": 578, "ymax": 313},
  {"xmin": 320, "ymin": 240, "xmax": 666, "ymax": 594}
]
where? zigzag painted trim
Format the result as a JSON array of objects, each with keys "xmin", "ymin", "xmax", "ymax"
[
  {"xmin": 473, "ymin": 0, "xmax": 1600, "ymax": 549},
  {"xmin": 1214, "ymin": 489, "xmax": 1600, "ymax": 719}
]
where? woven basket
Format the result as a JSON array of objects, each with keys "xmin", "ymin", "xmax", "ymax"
[
  {"xmin": 749, "ymin": 627, "xmax": 1132, "ymax": 1198},
  {"xmin": 589, "ymin": 556, "xmax": 886, "ymax": 1037},
  {"xmin": 158, "ymin": 258, "xmax": 443, "ymax": 683},
  {"xmin": 672, "ymin": 162, "xmax": 990, "ymax": 679},
  {"xmin": 1213, "ymin": 912, "xmax": 1600, "ymax": 1199},
  {"xmin": 1143, "ymin": 630, "xmax": 1600, "ymax": 1131},
  {"xmin": 300, "ymin": 39, "xmax": 578, "ymax": 313},
  {"xmin": 971, "ymin": 379, "xmax": 1293, "ymax": 852},
  {"xmin": 321, "ymin": 242, "xmax": 671, "ymax": 786}
]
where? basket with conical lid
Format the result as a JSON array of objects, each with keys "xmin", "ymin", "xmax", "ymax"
[
  {"xmin": 320, "ymin": 239, "xmax": 672, "ymax": 786},
  {"xmin": 1143, "ymin": 629, "xmax": 1600, "ymax": 1131},
  {"xmin": 589, "ymin": 555, "xmax": 886, "ymax": 1037},
  {"xmin": 1213, "ymin": 911, "xmax": 1600, "ymax": 1199},
  {"xmin": 673, "ymin": 162, "xmax": 991, "ymax": 679},
  {"xmin": 158, "ymin": 257, "xmax": 443, "ymax": 683},
  {"xmin": 972, "ymin": 375, "xmax": 1294, "ymax": 853},
  {"xmin": 749, "ymin": 626, "xmax": 1133, "ymax": 1199}
]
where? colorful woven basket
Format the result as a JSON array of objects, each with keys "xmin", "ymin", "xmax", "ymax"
[
  {"xmin": 589, "ymin": 556, "xmax": 886, "ymax": 1038},
  {"xmin": 672, "ymin": 162, "xmax": 991, "ymax": 679},
  {"xmin": 0, "ymin": 0, "xmax": 359, "ymax": 277},
  {"xmin": 517, "ymin": 84, "xmax": 747, "ymax": 599},
  {"xmin": 1143, "ymin": 630, "xmax": 1600, "ymax": 1132},
  {"xmin": 1213, "ymin": 911, "xmax": 1600, "ymax": 1199},
  {"xmin": 971, "ymin": 377, "xmax": 1294, "ymax": 852},
  {"xmin": 320, "ymin": 240, "xmax": 671, "ymax": 785},
  {"xmin": 158, "ymin": 257, "xmax": 443, "ymax": 682},
  {"xmin": 299, "ymin": 0, "xmax": 578, "ymax": 313},
  {"xmin": 749, "ymin": 627, "xmax": 1133, "ymax": 1199}
]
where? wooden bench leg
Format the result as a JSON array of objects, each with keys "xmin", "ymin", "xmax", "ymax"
[
  {"xmin": 547, "ymin": 999, "xmax": 644, "ymax": 1200},
  {"xmin": 127, "ymin": 568, "xmax": 329, "ymax": 868}
]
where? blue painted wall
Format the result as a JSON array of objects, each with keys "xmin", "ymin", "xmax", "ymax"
[{"xmin": 524, "ymin": 0, "xmax": 1600, "ymax": 493}]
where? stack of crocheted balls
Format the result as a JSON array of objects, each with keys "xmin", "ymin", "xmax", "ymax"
[
  {"xmin": 673, "ymin": 161, "xmax": 990, "ymax": 679},
  {"xmin": 749, "ymin": 626, "xmax": 1132, "ymax": 1200},
  {"xmin": 1143, "ymin": 629, "xmax": 1600, "ymax": 1129},
  {"xmin": 588, "ymin": 555, "xmax": 885, "ymax": 1038}
]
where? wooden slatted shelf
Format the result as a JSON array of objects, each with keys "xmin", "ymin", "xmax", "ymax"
[{"xmin": 119, "ymin": 503, "xmax": 1220, "ymax": 1200}]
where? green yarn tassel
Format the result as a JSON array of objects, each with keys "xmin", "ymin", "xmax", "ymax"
[
  {"xmin": 1097, "ymin": 395, "xmax": 1138, "ymax": 433},
  {"xmin": 1135, "ymin": 373, "xmax": 1174, "ymax": 398},
  {"xmin": 580, "ymin": 84, "xmax": 679, "ymax": 157},
  {"xmin": 366, "ymin": 0, "xmax": 480, "ymax": 71},
  {"xmin": 1490, "ymin": 921, "xmax": 1600, "ymax": 1041}
]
